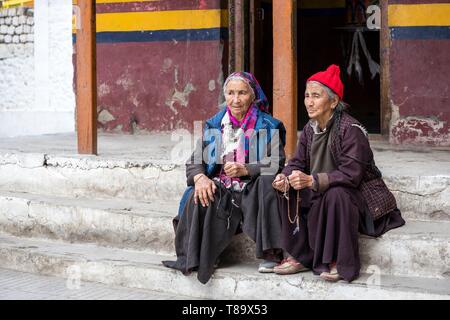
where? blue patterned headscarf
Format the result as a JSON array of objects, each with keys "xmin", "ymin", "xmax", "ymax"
[{"xmin": 223, "ymin": 71, "xmax": 270, "ymax": 113}]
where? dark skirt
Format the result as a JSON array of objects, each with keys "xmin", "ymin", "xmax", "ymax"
[
  {"xmin": 162, "ymin": 175, "xmax": 283, "ymax": 284},
  {"xmin": 278, "ymin": 186, "xmax": 405, "ymax": 282}
]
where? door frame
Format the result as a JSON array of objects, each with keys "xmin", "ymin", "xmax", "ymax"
[{"xmin": 229, "ymin": 1, "xmax": 390, "ymax": 154}]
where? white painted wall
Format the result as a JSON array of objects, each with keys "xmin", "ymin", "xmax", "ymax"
[{"xmin": 0, "ymin": 0, "xmax": 75, "ymax": 137}]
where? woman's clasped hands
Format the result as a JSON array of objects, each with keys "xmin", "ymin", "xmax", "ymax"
[{"xmin": 272, "ymin": 170, "xmax": 314, "ymax": 192}]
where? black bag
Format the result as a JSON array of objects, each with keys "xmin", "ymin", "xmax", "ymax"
[{"xmin": 215, "ymin": 182, "xmax": 241, "ymax": 229}]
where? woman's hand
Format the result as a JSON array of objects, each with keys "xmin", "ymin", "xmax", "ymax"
[
  {"xmin": 223, "ymin": 162, "xmax": 248, "ymax": 178},
  {"xmin": 272, "ymin": 173, "xmax": 288, "ymax": 192},
  {"xmin": 194, "ymin": 174, "xmax": 217, "ymax": 207},
  {"xmin": 288, "ymin": 170, "xmax": 314, "ymax": 190}
]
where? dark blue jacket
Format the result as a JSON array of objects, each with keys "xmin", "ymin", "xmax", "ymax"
[{"xmin": 178, "ymin": 107, "xmax": 286, "ymax": 216}]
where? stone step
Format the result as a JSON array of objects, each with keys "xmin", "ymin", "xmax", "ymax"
[
  {"xmin": 0, "ymin": 191, "xmax": 449, "ymax": 279},
  {"xmin": 0, "ymin": 191, "xmax": 176, "ymax": 253},
  {"xmin": 0, "ymin": 151, "xmax": 186, "ymax": 202},
  {"xmin": 0, "ymin": 267, "xmax": 200, "ymax": 300},
  {"xmin": 0, "ymin": 232, "xmax": 448, "ymax": 299},
  {"xmin": 372, "ymin": 147, "xmax": 450, "ymax": 222},
  {"xmin": 0, "ymin": 148, "xmax": 448, "ymax": 222}
]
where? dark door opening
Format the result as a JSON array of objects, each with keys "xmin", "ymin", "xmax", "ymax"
[
  {"xmin": 250, "ymin": 0, "xmax": 381, "ymax": 133},
  {"xmin": 250, "ymin": 0, "xmax": 273, "ymax": 114}
]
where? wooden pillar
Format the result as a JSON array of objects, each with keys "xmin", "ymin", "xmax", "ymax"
[
  {"xmin": 229, "ymin": 0, "xmax": 245, "ymax": 72},
  {"xmin": 76, "ymin": 0, "xmax": 97, "ymax": 155},
  {"xmin": 273, "ymin": 0, "xmax": 297, "ymax": 159},
  {"xmin": 234, "ymin": 0, "xmax": 245, "ymax": 71},
  {"xmin": 380, "ymin": 1, "xmax": 391, "ymax": 139}
]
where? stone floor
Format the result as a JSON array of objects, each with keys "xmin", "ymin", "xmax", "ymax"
[
  {"xmin": 0, "ymin": 132, "xmax": 448, "ymax": 175},
  {"xmin": 0, "ymin": 132, "xmax": 448, "ymax": 299},
  {"xmin": 0, "ymin": 267, "xmax": 196, "ymax": 300}
]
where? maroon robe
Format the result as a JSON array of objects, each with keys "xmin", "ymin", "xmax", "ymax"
[{"xmin": 280, "ymin": 111, "xmax": 405, "ymax": 282}]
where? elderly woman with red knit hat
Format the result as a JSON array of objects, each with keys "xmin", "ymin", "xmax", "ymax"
[{"xmin": 272, "ymin": 65, "xmax": 405, "ymax": 282}]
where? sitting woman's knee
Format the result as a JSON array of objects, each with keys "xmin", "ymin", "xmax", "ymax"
[{"xmin": 323, "ymin": 186, "xmax": 353, "ymax": 201}]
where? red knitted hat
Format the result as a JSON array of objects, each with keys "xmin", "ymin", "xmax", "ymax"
[{"xmin": 307, "ymin": 64, "xmax": 344, "ymax": 100}]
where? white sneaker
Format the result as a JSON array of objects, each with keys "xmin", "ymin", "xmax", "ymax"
[{"xmin": 258, "ymin": 260, "xmax": 278, "ymax": 273}]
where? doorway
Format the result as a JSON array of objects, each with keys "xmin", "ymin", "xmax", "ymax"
[{"xmin": 249, "ymin": 0, "xmax": 381, "ymax": 133}]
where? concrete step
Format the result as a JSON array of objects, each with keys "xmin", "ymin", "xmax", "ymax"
[
  {"xmin": 0, "ymin": 148, "xmax": 449, "ymax": 222},
  {"xmin": 0, "ymin": 191, "xmax": 449, "ymax": 279},
  {"xmin": 0, "ymin": 268, "xmax": 200, "ymax": 300},
  {"xmin": 0, "ymin": 151, "xmax": 186, "ymax": 202},
  {"xmin": 0, "ymin": 232, "xmax": 448, "ymax": 300},
  {"xmin": 0, "ymin": 191, "xmax": 176, "ymax": 253},
  {"xmin": 378, "ymin": 149, "xmax": 450, "ymax": 222}
]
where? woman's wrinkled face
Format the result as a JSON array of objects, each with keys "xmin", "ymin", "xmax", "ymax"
[
  {"xmin": 304, "ymin": 82, "xmax": 336, "ymax": 123},
  {"xmin": 224, "ymin": 80, "xmax": 254, "ymax": 120}
]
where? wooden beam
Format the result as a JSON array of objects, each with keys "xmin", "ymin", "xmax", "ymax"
[
  {"xmin": 76, "ymin": 0, "xmax": 97, "ymax": 155},
  {"xmin": 234, "ymin": 0, "xmax": 245, "ymax": 72},
  {"xmin": 380, "ymin": 1, "xmax": 391, "ymax": 139},
  {"xmin": 273, "ymin": 0, "xmax": 297, "ymax": 159}
]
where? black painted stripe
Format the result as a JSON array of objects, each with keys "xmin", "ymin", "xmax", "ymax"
[
  {"xmin": 390, "ymin": 26, "xmax": 450, "ymax": 40},
  {"xmin": 73, "ymin": 27, "xmax": 228, "ymax": 44}
]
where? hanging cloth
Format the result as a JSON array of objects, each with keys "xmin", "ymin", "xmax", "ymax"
[{"xmin": 347, "ymin": 29, "xmax": 380, "ymax": 86}]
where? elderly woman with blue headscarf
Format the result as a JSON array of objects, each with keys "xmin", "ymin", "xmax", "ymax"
[{"xmin": 162, "ymin": 72, "xmax": 286, "ymax": 284}]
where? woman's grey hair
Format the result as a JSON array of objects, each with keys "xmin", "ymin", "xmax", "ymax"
[
  {"xmin": 307, "ymin": 80, "xmax": 349, "ymax": 112},
  {"xmin": 223, "ymin": 75, "xmax": 256, "ymax": 100}
]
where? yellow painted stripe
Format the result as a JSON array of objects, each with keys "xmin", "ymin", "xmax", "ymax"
[
  {"xmin": 300, "ymin": 0, "xmax": 345, "ymax": 9},
  {"xmin": 389, "ymin": 4, "xmax": 450, "ymax": 27},
  {"xmin": 96, "ymin": 9, "xmax": 228, "ymax": 32},
  {"xmin": 1, "ymin": 0, "xmax": 33, "ymax": 8}
]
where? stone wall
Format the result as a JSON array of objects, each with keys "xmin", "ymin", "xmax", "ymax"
[
  {"xmin": 0, "ymin": 1, "xmax": 75, "ymax": 138},
  {"xmin": 0, "ymin": 6, "xmax": 34, "ymax": 53},
  {"xmin": 0, "ymin": 6, "xmax": 34, "ymax": 131}
]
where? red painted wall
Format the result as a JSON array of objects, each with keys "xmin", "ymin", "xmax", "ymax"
[
  {"xmin": 388, "ymin": 0, "xmax": 450, "ymax": 146},
  {"xmin": 390, "ymin": 40, "xmax": 450, "ymax": 146},
  {"xmin": 97, "ymin": 40, "xmax": 227, "ymax": 132},
  {"xmin": 75, "ymin": 0, "xmax": 228, "ymax": 133}
]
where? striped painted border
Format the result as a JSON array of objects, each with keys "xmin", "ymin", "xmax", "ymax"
[
  {"xmin": 73, "ymin": 27, "xmax": 228, "ymax": 43},
  {"xmin": 73, "ymin": 0, "xmax": 161, "ymax": 4},
  {"xmin": 97, "ymin": 28, "xmax": 228, "ymax": 43},
  {"xmin": 95, "ymin": 0, "xmax": 222, "ymax": 13},
  {"xmin": 73, "ymin": 8, "xmax": 228, "ymax": 43},
  {"xmin": 96, "ymin": 9, "xmax": 227, "ymax": 32},
  {"xmin": 96, "ymin": 0, "xmax": 158, "ymax": 3},
  {"xmin": 389, "ymin": 4, "xmax": 450, "ymax": 40},
  {"xmin": 388, "ymin": 4, "xmax": 450, "ymax": 27},
  {"xmin": 73, "ymin": 0, "xmax": 223, "ymax": 13},
  {"xmin": 390, "ymin": 26, "xmax": 450, "ymax": 40}
]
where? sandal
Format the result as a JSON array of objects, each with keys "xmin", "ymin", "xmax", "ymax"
[
  {"xmin": 274, "ymin": 257, "xmax": 309, "ymax": 275},
  {"xmin": 320, "ymin": 262, "xmax": 343, "ymax": 282}
]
